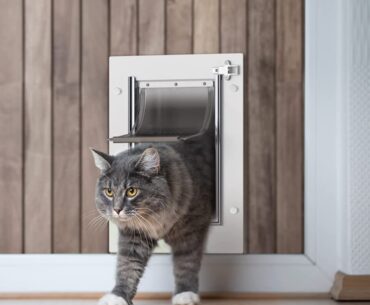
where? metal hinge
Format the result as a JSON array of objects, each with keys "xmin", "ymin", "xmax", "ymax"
[{"xmin": 212, "ymin": 60, "xmax": 240, "ymax": 80}]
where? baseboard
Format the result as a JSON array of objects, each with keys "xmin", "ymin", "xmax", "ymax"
[
  {"xmin": 331, "ymin": 271, "xmax": 370, "ymax": 301},
  {"xmin": 0, "ymin": 292, "xmax": 330, "ymax": 300}
]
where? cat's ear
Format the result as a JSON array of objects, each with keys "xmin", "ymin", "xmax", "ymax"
[
  {"xmin": 90, "ymin": 148, "xmax": 113, "ymax": 172},
  {"xmin": 136, "ymin": 147, "xmax": 160, "ymax": 176}
]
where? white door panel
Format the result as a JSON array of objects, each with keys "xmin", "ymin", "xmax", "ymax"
[{"xmin": 109, "ymin": 54, "xmax": 244, "ymax": 254}]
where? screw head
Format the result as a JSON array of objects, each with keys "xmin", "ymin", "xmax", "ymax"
[
  {"xmin": 230, "ymin": 207, "xmax": 239, "ymax": 215},
  {"xmin": 230, "ymin": 84, "xmax": 239, "ymax": 92},
  {"xmin": 113, "ymin": 87, "xmax": 122, "ymax": 95}
]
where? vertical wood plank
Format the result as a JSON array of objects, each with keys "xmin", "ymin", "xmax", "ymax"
[
  {"xmin": 0, "ymin": 0, "xmax": 305, "ymax": 255},
  {"xmin": 193, "ymin": 0, "xmax": 219, "ymax": 53},
  {"xmin": 138, "ymin": 0, "xmax": 165, "ymax": 55},
  {"xmin": 53, "ymin": 0, "xmax": 81, "ymax": 253},
  {"xmin": 110, "ymin": 0, "xmax": 137, "ymax": 56},
  {"xmin": 166, "ymin": 0, "xmax": 192, "ymax": 54},
  {"xmin": 247, "ymin": 0, "xmax": 276, "ymax": 253},
  {"xmin": 24, "ymin": 0, "xmax": 52, "ymax": 253},
  {"xmin": 0, "ymin": 0, "xmax": 23, "ymax": 253},
  {"xmin": 220, "ymin": 0, "xmax": 248, "ymax": 250},
  {"xmin": 276, "ymin": 0, "xmax": 304, "ymax": 253},
  {"xmin": 220, "ymin": 0, "xmax": 247, "ymax": 53},
  {"xmin": 81, "ymin": 0, "xmax": 109, "ymax": 253}
]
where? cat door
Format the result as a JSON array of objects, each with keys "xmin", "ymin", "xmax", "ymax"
[
  {"xmin": 109, "ymin": 54, "xmax": 244, "ymax": 253},
  {"xmin": 111, "ymin": 80, "xmax": 215, "ymax": 143}
]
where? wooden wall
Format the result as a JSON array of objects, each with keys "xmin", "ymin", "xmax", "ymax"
[{"xmin": 0, "ymin": 0, "xmax": 304, "ymax": 254}]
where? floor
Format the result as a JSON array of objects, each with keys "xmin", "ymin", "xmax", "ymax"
[{"xmin": 0, "ymin": 300, "xmax": 369, "ymax": 305}]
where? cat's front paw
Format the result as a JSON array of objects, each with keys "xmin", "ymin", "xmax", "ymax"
[
  {"xmin": 98, "ymin": 293, "xmax": 128, "ymax": 305},
  {"xmin": 172, "ymin": 291, "xmax": 200, "ymax": 305}
]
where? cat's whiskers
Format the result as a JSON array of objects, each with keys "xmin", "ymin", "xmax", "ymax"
[
  {"xmin": 136, "ymin": 209, "xmax": 163, "ymax": 228},
  {"xmin": 135, "ymin": 213, "xmax": 159, "ymax": 245},
  {"xmin": 87, "ymin": 214, "xmax": 103, "ymax": 227},
  {"xmin": 135, "ymin": 206, "xmax": 158, "ymax": 214},
  {"xmin": 132, "ymin": 215, "xmax": 153, "ymax": 253},
  {"xmin": 92, "ymin": 217, "xmax": 108, "ymax": 230},
  {"xmin": 136, "ymin": 212, "xmax": 163, "ymax": 236},
  {"xmin": 136, "ymin": 205, "xmax": 164, "ymax": 216},
  {"xmin": 158, "ymin": 200, "xmax": 169, "ymax": 210},
  {"xmin": 87, "ymin": 214, "xmax": 108, "ymax": 232},
  {"xmin": 83, "ymin": 209, "xmax": 103, "ymax": 220},
  {"xmin": 133, "ymin": 213, "xmax": 156, "ymax": 250}
]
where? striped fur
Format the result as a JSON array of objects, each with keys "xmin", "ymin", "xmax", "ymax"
[{"xmin": 92, "ymin": 134, "xmax": 214, "ymax": 304}]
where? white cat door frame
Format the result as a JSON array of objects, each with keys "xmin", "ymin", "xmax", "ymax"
[{"xmin": 108, "ymin": 54, "xmax": 244, "ymax": 254}]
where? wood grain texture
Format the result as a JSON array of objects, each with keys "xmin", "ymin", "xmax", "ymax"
[
  {"xmin": 0, "ymin": 0, "xmax": 23, "ymax": 253},
  {"xmin": 194, "ymin": 0, "xmax": 219, "ymax": 53},
  {"xmin": 247, "ymin": 0, "xmax": 276, "ymax": 253},
  {"xmin": 276, "ymin": 0, "xmax": 304, "ymax": 253},
  {"xmin": 110, "ymin": 0, "xmax": 137, "ymax": 56},
  {"xmin": 220, "ymin": 0, "xmax": 247, "ymax": 53},
  {"xmin": 331, "ymin": 271, "xmax": 370, "ymax": 301},
  {"xmin": 0, "ymin": 0, "xmax": 305, "ymax": 255},
  {"xmin": 138, "ymin": 0, "xmax": 165, "ymax": 55},
  {"xmin": 52, "ymin": 0, "xmax": 81, "ymax": 253},
  {"xmin": 166, "ymin": 0, "xmax": 192, "ymax": 54},
  {"xmin": 81, "ymin": 0, "xmax": 109, "ymax": 253},
  {"xmin": 24, "ymin": 0, "xmax": 52, "ymax": 253}
]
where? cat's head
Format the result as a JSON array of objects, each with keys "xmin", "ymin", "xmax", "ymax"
[{"xmin": 90, "ymin": 147, "xmax": 172, "ymax": 233}]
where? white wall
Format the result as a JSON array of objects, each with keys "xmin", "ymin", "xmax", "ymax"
[{"xmin": 340, "ymin": 0, "xmax": 370, "ymax": 275}]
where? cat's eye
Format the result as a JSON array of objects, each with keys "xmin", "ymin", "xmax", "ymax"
[
  {"xmin": 104, "ymin": 188, "xmax": 114, "ymax": 198},
  {"xmin": 125, "ymin": 187, "xmax": 138, "ymax": 198}
]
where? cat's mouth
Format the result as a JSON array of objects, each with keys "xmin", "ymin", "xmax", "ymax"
[{"xmin": 111, "ymin": 212, "xmax": 131, "ymax": 222}]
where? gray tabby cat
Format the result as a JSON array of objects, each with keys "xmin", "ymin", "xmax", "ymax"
[{"xmin": 91, "ymin": 137, "xmax": 214, "ymax": 305}]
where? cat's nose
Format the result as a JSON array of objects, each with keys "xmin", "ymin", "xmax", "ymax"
[{"xmin": 113, "ymin": 208, "xmax": 122, "ymax": 215}]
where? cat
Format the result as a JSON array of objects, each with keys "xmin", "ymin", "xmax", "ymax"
[{"xmin": 91, "ymin": 135, "xmax": 215, "ymax": 305}]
